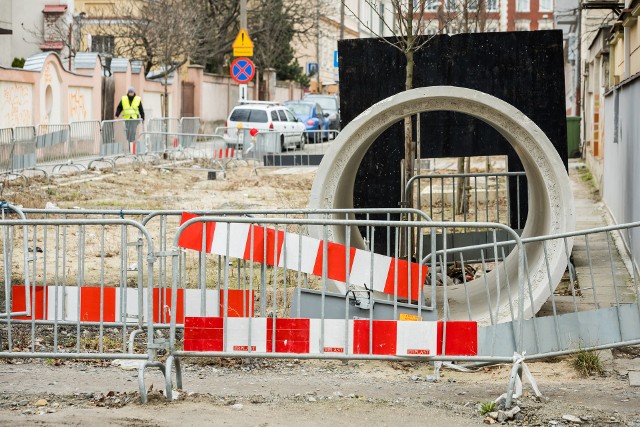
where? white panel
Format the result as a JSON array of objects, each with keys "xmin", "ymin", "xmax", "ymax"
[
  {"xmin": 63, "ymin": 286, "xmax": 79, "ymax": 322},
  {"xmin": 115, "ymin": 288, "xmax": 149, "ymax": 323},
  {"xmin": 210, "ymin": 222, "xmax": 250, "ymax": 258},
  {"xmin": 225, "ymin": 317, "xmax": 266, "ymax": 353},
  {"xmin": 309, "ymin": 319, "xmax": 348, "ymax": 355},
  {"xmin": 350, "ymin": 249, "xmax": 391, "ymax": 292},
  {"xmin": 278, "ymin": 233, "xmax": 320, "ymax": 274},
  {"xmin": 395, "ymin": 321, "xmax": 438, "ymax": 356},
  {"xmin": 184, "ymin": 289, "xmax": 219, "ymax": 317}
]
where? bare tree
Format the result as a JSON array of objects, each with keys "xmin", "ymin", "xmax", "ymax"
[
  {"xmin": 344, "ymin": 0, "xmax": 440, "ymax": 211},
  {"xmin": 87, "ymin": 0, "xmax": 211, "ymax": 116}
]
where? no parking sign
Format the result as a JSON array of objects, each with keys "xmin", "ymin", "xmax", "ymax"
[{"xmin": 230, "ymin": 57, "xmax": 255, "ymax": 84}]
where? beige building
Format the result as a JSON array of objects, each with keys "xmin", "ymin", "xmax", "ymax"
[{"xmin": 293, "ymin": 0, "xmax": 395, "ymax": 95}]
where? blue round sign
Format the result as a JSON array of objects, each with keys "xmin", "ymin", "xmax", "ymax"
[{"xmin": 230, "ymin": 57, "xmax": 255, "ymax": 84}]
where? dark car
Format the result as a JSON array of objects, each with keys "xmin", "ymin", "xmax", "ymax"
[
  {"xmin": 302, "ymin": 94, "xmax": 340, "ymax": 133},
  {"xmin": 284, "ymin": 101, "xmax": 329, "ymax": 143}
]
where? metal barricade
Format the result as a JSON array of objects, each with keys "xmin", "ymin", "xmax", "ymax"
[
  {"xmin": 68, "ymin": 120, "xmax": 101, "ymax": 165},
  {"xmin": 0, "ymin": 215, "xmax": 156, "ymax": 364},
  {"xmin": 0, "ymin": 128, "xmax": 13, "ymax": 176},
  {"xmin": 179, "ymin": 117, "xmax": 201, "ymax": 149},
  {"xmin": 147, "ymin": 118, "xmax": 180, "ymax": 156},
  {"xmin": 35, "ymin": 124, "xmax": 71, "ymax": 167},
  {"xmin": 11, "ymin": 126, "xmax": 40, "ymax": 177},
  {"xmin": 96, "ymin": 119, "xmax": 143, "ymax": 167},
  {"xmin": 405, "ymin": 171, "xmax": 527, "ymax": 228},
  {"xmin": 152, "ymin": 215, "xmax": 524, "ymax": 401}
]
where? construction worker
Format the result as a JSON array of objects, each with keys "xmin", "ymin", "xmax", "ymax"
[{"xmin": 115, "ymin": 86, "xmax": 145, "ymax": 144}]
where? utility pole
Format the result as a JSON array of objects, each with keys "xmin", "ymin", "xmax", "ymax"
[
  {"xmin": 240, "ymin": 0, "xmax": 247, "ymax": 29},
  {"xmin": 316, "ymin": 0, "xmax": 321, "ymax": 93},
  {"xmin": 340, "ymin": 1, "xmax": 345, "ymax": 40}
]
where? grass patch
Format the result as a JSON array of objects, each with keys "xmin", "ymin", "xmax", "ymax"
[
  {"xmin": 571, "ymin": 349, "xmax": 604, "ymax": 377},
  {"xmin": 479, "ymin": 401, "xmax": 496, "ymax": 415}
]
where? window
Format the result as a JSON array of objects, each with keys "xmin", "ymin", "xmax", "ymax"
[
  {"xmin": 515, "ymin": 19, "xmax": 530, "ymax": 31},
  {"xmin": 277, "ymin": 110, "xmax": 287, "ymax": 121},
  {"xmin": 539, "ymin": 0, "xmax": 552, "ymax": 11},
  {"xmin": 487, "ymin": 0, "xmax": 498, "ymax": 11},
  {"xmin": 426, "ymin": 0, "xmax": 439, "ymax": 11},
  {"xmin": 271, "ymin": 111, "xmax": 280, "ymax": 121},
  {"xmin": 468, "ymin": 0, "xmax": 478, "ymax": 11},
  {"xmin": 91, "ymin": 35, "xmax": 114, "ymax": 56},
  {"xmin": 284, "ymin": 110, "xmax": 297, "ymax": 122},
  {"xmin": 446, "ymin": 0, "xmax": 456, "ymax": 10},
  {"xmin": 516, "ymin": 0, "xmax": 529, "ymax": 12},
  {"xmin": 537, "ymin": 19, "xmax": 554, "ymax": 30}
]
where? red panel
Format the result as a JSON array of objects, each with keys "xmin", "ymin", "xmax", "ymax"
[
  {"xmin": 184, "ymin": 317, "xmax": 224, "ymax": 352},
  {"xmin": 266, "ymin": 318, "xmax": 310, "ymax": 353},
  {"xmin": 177, "ymin": 212, "xmax": 216, "ymax": 252},
  {"xmin": 80, "ymin": 287, "xmax": 116, "ymax": 322},
  {"xmin": 219, "ymin": 290, "xmax": 254, "ymax": 317},
  {"xmin": 437, "ymin": 321, "xmax": 478, "ymax": 356},
  {"xmin": 384, "ymin": 259, "xmax": 428, "ymax": 301},
  {"xmin": 352, "ymin": 320, "xmax": 397, "ymax": 355},
  {"xmin": 312, "ymin": 242, "xmax": 356, "ymax": 282},
  {"xmin": 153, "ymin": 288, "xmax": 184, "ymax": 324},
  {"xmin": 11, "ymin": 285, "xmax": 47, "ymax": 320},
  {"xmin": 244, "ymin": 225, "xmax": 285, "ymax": 265}
]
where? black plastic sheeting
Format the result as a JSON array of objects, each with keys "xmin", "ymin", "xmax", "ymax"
[{"xmin": 338, "ymin": 31, "xmax": 568, "ymax": 238}]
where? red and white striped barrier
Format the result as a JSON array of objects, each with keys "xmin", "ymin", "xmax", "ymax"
[
  {"xmin": 11, "ymin": 285, "xmax": 253, "ymax": 324},
  {"xmin": 184, "ymin": 317, "xmax": 478, "ymax": 356},
  {"xmin": 178, "ymin": 213, "xmax": 428, "ymax": 300},
  {"xmin": 213, "ymin": 148, "xmax": 236, "ymax": 159}
]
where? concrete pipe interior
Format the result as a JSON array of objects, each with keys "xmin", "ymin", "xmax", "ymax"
[{"xmin": 309, "ymin": 86, "xmax": 575, "ymax": 324}]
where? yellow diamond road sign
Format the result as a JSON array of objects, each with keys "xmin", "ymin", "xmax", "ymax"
[{"xmin": 233, "ymin": 28, "xmax": 254, "ymax": 57}]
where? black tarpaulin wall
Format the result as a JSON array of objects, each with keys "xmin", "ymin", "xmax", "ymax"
[{"xmin": 338, "ymin": 30, "xmax": 567, "ymax": 236}]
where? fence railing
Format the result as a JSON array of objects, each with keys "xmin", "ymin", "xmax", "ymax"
[{"xmin": 2, "ymin": 203, "xmax": 640, "ymax": 406}]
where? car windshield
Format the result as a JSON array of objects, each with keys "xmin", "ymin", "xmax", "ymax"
[
  {"xmin": 287, "ymin": 103, "xmax": 312, "ymax": 116},
  {"xmin": 229, "ymin": 108, "xmax": 268, "ymax": 123},
  {"xmin": 305, "ymin": 97, "xmax": 336, "ymax": 112}
]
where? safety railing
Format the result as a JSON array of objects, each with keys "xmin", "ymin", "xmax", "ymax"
[
  {"xmin": 156, "ymin": 215, "xmax": 525, "ymax": 400},
  {"xmin": 0, "ymin": 213, "xmax": 157, "ymax": 364},
  {"xmin": 405, "ymin": 171, "xmax": 527, "ymax": 228},
  {"xmin": 179, "ymin": 117, "xmax": 201, "ymax": 149},
  {"xmin": 35, "ymin": 124, "xmax": 71, "ymax": 167},
  {"xmin": 0, "ymin": 128, "xmax": 13, "ymax": 176},
  {"xmin": 147, "ymin": 117, "xmax": 180, "ymax": 155},
  {"xmin": 11, "ymin": 126, "xmax": 39, "ymax": 177},
  {"xmin": 66, "ymin": 120, "xmax": 102, "ymax": 170}
]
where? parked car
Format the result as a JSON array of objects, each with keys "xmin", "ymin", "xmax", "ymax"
[
  {"xmin": 224, "ymin": 102, "xmax": 306, "ymax": 151},
  {"xmin": 302, "ymin": 94, "xmax": 340, "ymax": 132},
  {"xmin": 284, "ymin": 101, "xmax": 329, "ymax": 143}
]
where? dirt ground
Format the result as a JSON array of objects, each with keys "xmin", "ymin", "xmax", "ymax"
[{"xmin": 1, "ymin": 161, "xmax": 640, "ymax": 426}]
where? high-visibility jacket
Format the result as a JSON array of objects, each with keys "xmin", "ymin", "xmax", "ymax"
[{"xmin": 121, "ymin": 95, "xmax": 141, "ymax": 119}]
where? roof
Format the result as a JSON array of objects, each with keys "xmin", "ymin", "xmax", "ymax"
[
  {"xmin": 39, "ymin": 41, "xmax": 65, "ymax": 51},
  {"xmin": 130, "ymin": 60, "xmax": 143, "ymax": 74},
  {"xmin": 74, "ymin": 52, "xmax": 100, "ymax": 71},
  {"xmin": 110, "ymin": 58, "xmax": 130, "ymax": 73},
  {"xmin": 42, "ymin": 4, "xmax": 67, "ymax": 13},
  {"xmin": 24, "ymin": 52, "xmax": 56, "ymax": 71},
  {"xmin": 146, "ymin": 67, "xmax": 175, "ymax": 84}
]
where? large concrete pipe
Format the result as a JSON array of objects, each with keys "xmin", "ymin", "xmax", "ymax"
[{"xmin": 309, "ymin": 86, "xmax": 575, "ymax": 324}]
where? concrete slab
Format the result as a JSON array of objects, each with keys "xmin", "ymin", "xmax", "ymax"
[{"xmin": 628, "ymin": 371, "xmax": 640, "ymax": 387}]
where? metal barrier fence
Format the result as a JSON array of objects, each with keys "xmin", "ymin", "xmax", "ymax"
[
  {"xmin": 12, "ymin": 126, "xmax": 38, "ymax": 176},
  {"xmin": 99, "ymin": 119, "xmax": 143, "ymax": 161},
  {"xmin": 179, "ymin": 117, "xmax": 201, "ymax": 149},
  {"xmin": 405, "ymin": 172, "xmax": 527, "ymax": 228},
  {"xmin": 147, "ymin": 118, "xmax": 180, "ymax": 155},
  {"xmin": 4, "ymin": 202, "xmax": 640, "ymax": 407},
  {"xmin": 0, "ymin": 128, "xmax": 13, "ymax": 176},
  {"xmin": 36, "ymin": 124, "xmax": 71, "ymax": 166},
  {"xmin": 69, "ymin": 120, "xmax": 101, "ymax": 164},
  {"xmin": 0, "ymin": 206, "xmax": 156, "ymax": 364}
]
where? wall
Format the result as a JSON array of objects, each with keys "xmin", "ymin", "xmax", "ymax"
[
  {"xmin": 602, "ymin": 76, "xmax": 640, "ymax": 266},
  {"xmin": 0, "ymin": 52, "xmax": 102, "ymax": 127}
]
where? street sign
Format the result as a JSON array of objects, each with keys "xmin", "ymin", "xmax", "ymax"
[
  {"xmin": 238, "ymin": 84, "xmax": 248, "ymax": 102},
  {"xmin": 307, "ymin": 62, "xmax": 318, "ymax": 76},
  {"xmin": 230, "ymin": 57, "xmax": 255, "ymax": 84},
  {"xmin": 233, "ymin": 28, "xmax": 254, "ymax": 57},
  {"xmin": 334, "ymin": 50, "xmax": 339, "ymax": 68}
]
